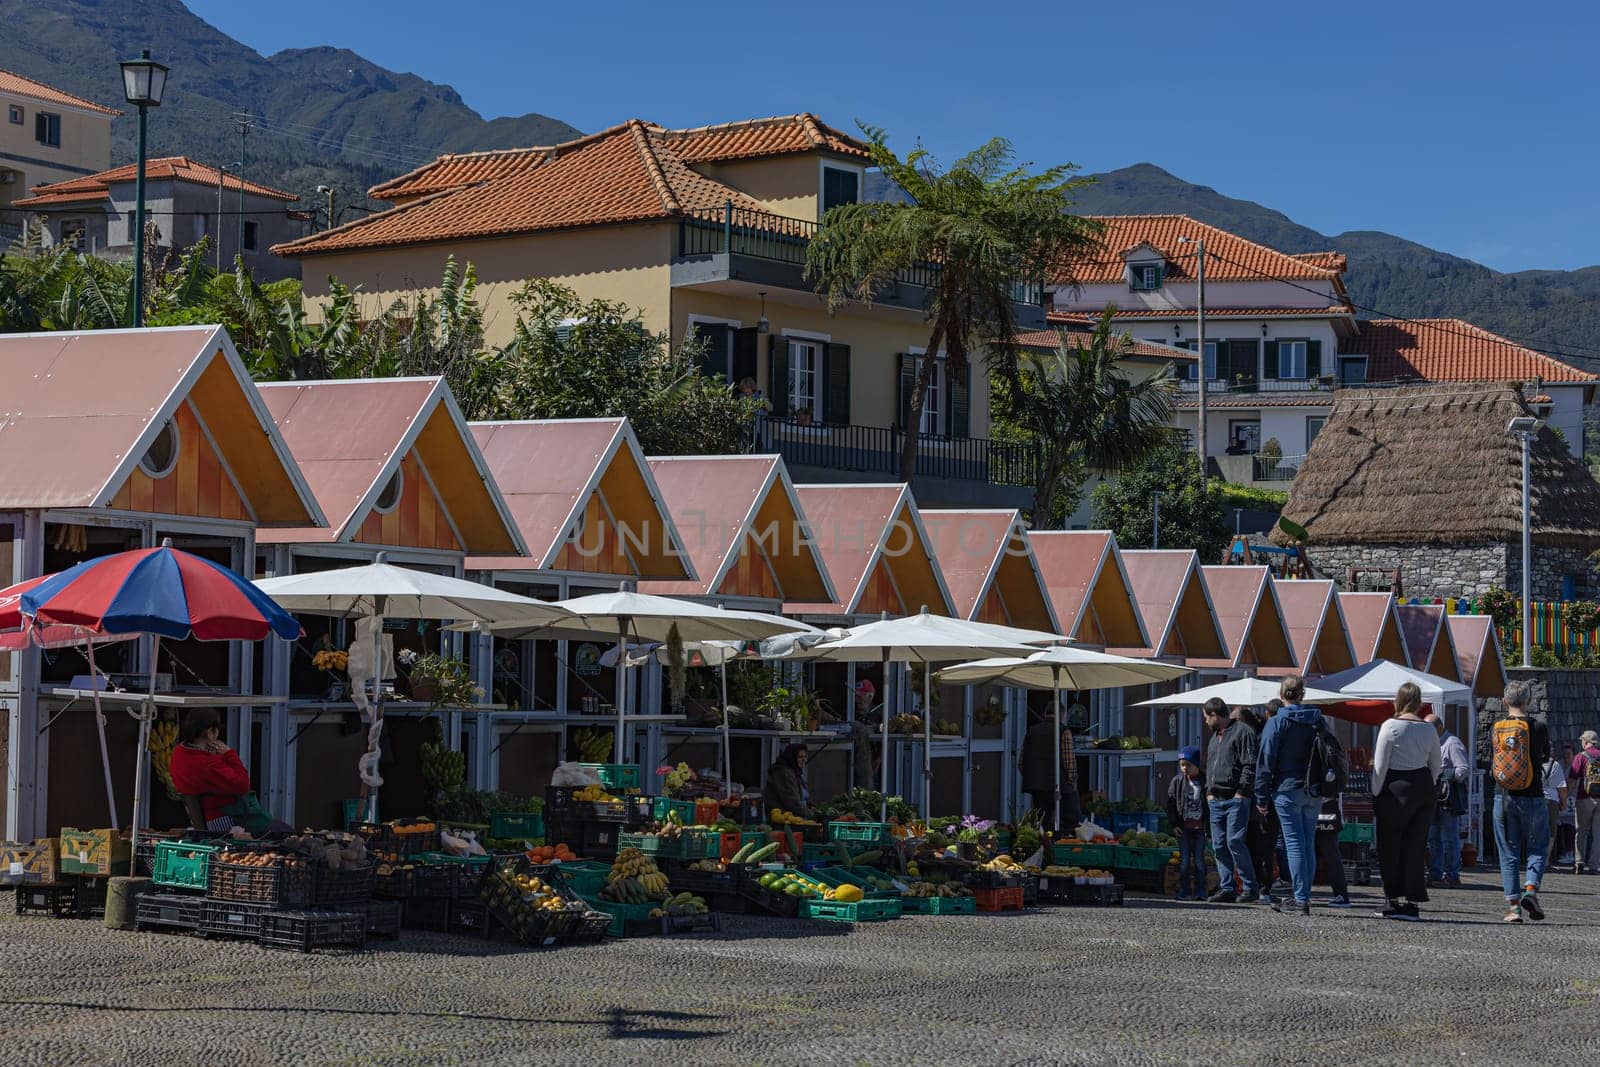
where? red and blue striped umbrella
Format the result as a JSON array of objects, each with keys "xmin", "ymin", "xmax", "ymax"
[{"xmin": 20, "ymin": 544, "xmax": 299, "ymax": 642}]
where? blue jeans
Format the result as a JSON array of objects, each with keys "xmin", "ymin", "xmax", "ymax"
[
  {"xmin": 1209, "ymin": 796, "xmax": 1256, "ymax": 895},
  {"xmin": 1428, "ymin": 809, "xmax": 1462, "ymax": 881},
  {"xmin": 1178, "ymin": 828, "xmax": 1206, "ymax": 896},
  {"xmin": 1273, "ymin": 783, "xmax": 1321, "ymax": 905},
  {"xmin": 1493, "ymin": 793, "xmax": 1550, "ymax": 900}
]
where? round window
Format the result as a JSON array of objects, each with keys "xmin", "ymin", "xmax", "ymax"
[
  {"xmin": 139, "ymin": 419, "xmax": 180, "ymax": 479},
  {"xmin": 373, "ymin": 469, "xmax": 403, "ymax": 514}
]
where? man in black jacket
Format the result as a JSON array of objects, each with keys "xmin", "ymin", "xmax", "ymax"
[{"xmin": 1203, "ymin": 697, "xmax": 1262, "ymax": 903}]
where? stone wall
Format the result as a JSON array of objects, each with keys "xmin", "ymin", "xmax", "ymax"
[
  {"xmin": 1471, "ymin": 668, "xmax": 1600, "ymax": 763},
  {"xmin": 1308, "ymin": 540, "xmax": 1600, "ymax": 602}
]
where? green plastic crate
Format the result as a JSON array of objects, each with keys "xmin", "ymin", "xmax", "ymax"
[
  {"xmin": 578, "ymin": 763, "xmax": 643, "ymax": 791},
  {"xmin": 1339, "ymin": 823, "xmax": 1376, "ymax": 845},
  {"xmin": 651, "ymin": 797, "xmax": 696, "ymax": 824},
  {"xmin": 800, "ymin": 896, "xmax": 903, "ymax": 922},
  {"xmin": 827, "ymin": 821, "xmax": 894, "ymax": 845},
  {"xmin": 1113, "ymin": 845, "xmax": 1178, "ymax": 871},
  {"xmin": 554, "ymin": 860, "xmax": 611, "ymax": 900},
  {"xmin": 1050, "ymin": 842, "xmax": 1116, "ymax": 868},
  {"xmin": 901, "ymin": 894, "xmax": 977, "ymax": 915},
  {"xmin": 592, "ymin": 898, "xmax": 657, "ymax": 937},
  {"xmin": 812, "ymin": 866, "xmax": 899, "ymax": 899},
  {"xmin": 489, "ymin": 812, "xmax": 544, "ymax": 840},
  {"xmin": 151, "ymin": 840, "xmax": 221, "ymax": 891},
  {"xmin": 617, "ymin": 830, "xmax": 714, "ymax": 860}
]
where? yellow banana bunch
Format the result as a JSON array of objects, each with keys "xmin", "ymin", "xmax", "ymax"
[{"xmin": 147, "ymin": 719, "xmax": 180, "ymax": 800}]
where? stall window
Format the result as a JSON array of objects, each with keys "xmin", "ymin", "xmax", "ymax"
[
  {"xmin": 373, "ymin": 469, "xmax": 403, "ymax": 514},
  {"xmin": 139, "ymin": 418, "xmax": 180, "ymax": 479}
]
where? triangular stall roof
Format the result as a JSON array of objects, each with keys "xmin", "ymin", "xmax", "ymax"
[
  {"xmin": 919, "ymin": 509, "xmax": 1055, "ymax": 630},
  {"xmin": 1338, "ymin": 592, "xmax": 1412, "ymax": 666},
  {"xmin": 641, "ymin": 455, "xmax": 833, "ymax": 606},
  {"xmin": 785, "ymin": 485, "xmax": 952, "ymax": 620},
  {"xmin": 257, "ymin": 378, "xmax": 523, "ymax": 555},
  {"xmin": 1028, "ymin": 531, "xmax": 1148, "ymax": 649},
  {"xmin": 1447, "ymin": 615, "xmax": 1508, "ymax": 700},
  {"xmin": 467, "ymin": 419, "xmax": 691, "ymax": 582},
  {"xmin": 1113, "ymin": 550, "xmax": 1226, "ymax": 660},
  {"xmin": 1191, "ymin": 566, "xmax": 1296, "ymax": 670},
  {"xmin": 1396, "ymin": 604, "xmax": 1463, "ymax": 682},
  {"xmin": 0, "ymin": 326, "xmax": 322, "ymax": 527},
  {"xmin": 1265, "ymin": 580, "xmax": 1358, "ymax": 678}
]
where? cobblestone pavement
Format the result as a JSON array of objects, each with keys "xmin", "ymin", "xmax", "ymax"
[{"xmin": 2, "ymin": 869, "xmax": 1598, "ymax": 1067}]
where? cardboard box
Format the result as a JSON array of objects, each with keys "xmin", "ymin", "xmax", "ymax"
[
  {"xmin": 0, "ymin": 838, "xmax": 59, "ymax": 886},
  {"xmin": 58, "ymin": 827, "xmax": 131, "ymax": 877}
]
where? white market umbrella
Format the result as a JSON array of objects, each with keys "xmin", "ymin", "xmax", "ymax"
[
  {"xmin": 456, "ymin": 589, "xmax": 813, "ymax": 763},
  {"xmin": 1313, "ymin": 659, "xmax": 1471, "ymax": 707},
  {"xmin": 255, "ymin": 556, "xmax": 573, "ymax": 822},
  {"xmin": 1132, "ymin": 677, "xmax": 1345, "ymax": 708},
  {"xmin": 802, "ymin": 610, "xmax": 1064, "ymax": 818},
  {"xmin": 939, "ymin": 647, "xmax": 1191, "ymax": 829}
]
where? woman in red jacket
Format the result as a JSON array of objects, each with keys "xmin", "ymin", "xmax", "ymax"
[{"xmin": 167, "ymin": 708, "xmax": 286, "ymax": 832}]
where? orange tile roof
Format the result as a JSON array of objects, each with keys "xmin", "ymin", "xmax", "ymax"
[
  {"xmin": 1015, "ymin": 326, "xmax": 1197, "ymax": 361},
  {"xmin": 1291, "ymin": 252, "xmax": 1347, "ymax": 273},
  {"xmin": 16, "ymin": 156, "xmax": 298, "ymax": 207},
  {"xmin": 368, "ymin": 147, "xmax": 548, "ymax": 201},
  {"xmin": 0, "ymin": 68, "xmax": 122, "ymax": 116},
  {"xmin": 1067, "ymin": 215, "xmax": 1346, "ymax": 286},
  {"xmin": 277, "ymin": 120, "xmax": 772, "ymax": 257},
  {"xmin": 1352, "ymin": 319, "xmax": 1596, "ymax": 384},
  {"xmin": 661, "ymin": 113, "xmax": 870, "ymax": 163},
  {"xmin": 1049, "ymin": 307, "xmax": 1353, "ymax": 323}
]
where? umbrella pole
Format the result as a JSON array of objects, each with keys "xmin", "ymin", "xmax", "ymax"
[
  {"xmin": 879, "ymin": 649, "xmax": 890, "ymax": 823},
  {"xmin": 87, "ymin": 641, "xmax": 118, "ymax": 830},
  {"xmin": 922, "ymin": 660, "xmax": 932, "ymax": 820},
  {"xmin": 365, "ymin": 613, "xmax": 384, "ymax": 824},
  {"xmin": 721, "ymin": 661, "xmax": 732, "ymax": 800},
  {"xmin": 1053, "ymin": 665, "xmax": 1062, "ymax": 834},
  {"xmin": 614, "ymin": 617, "xmax": 628, "ymax": 764},
  {"xmin": 131, "ymin": 636, "xmax": 161, "ymax": 860}
]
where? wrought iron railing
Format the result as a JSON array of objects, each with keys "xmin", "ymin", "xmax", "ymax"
[{"xmin": 759, "ymin": 417, "xmax": 1038, "ymax": 487}]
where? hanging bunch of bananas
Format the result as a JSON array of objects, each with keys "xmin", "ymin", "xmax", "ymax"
[
  {"xmin": 420, "ymin": 739, "xmax": 465, "ymax": 795},
  {"xmin": 572, "ymin": 726, "xmax": 613, "ymax": 763},
  {"xmin": 147, "ymin": 718, "xmax": 180, "ymax": 800}
]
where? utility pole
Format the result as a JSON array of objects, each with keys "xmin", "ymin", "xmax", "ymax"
[
  {"xmin": 233, "ymin": 111, "xmax": 252, "ymax": 265},
  {"xmin": 215, "ymin": 162, "xmax": 237, "ymax": 272},
  {"xmin": 1177, "ymin": 235, "xmax": 1208, "ymax": 477},
  {"xmin": 316, "ymin": 184, "xmax": 334, "ymax": 234},
  {"xmin": 1151, "ymin": 491, "xmax": 1162, "ymax": 550}
]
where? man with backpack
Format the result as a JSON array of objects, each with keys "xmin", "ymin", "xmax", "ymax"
[
  {"xmin": 1255, "ymin": 675, "xmax": 1346, "ymax": 916},
  {"xmin": 1428, "ymin": 714, "xmax": 1470, "ymax": 888},
  {"xmin": 1570, "ymin": 729, "xmax": 1600, "ymax": 874},
  {"xmin": 1490, "ymin": 682, "xmax": 1554, "ymax": 923}
]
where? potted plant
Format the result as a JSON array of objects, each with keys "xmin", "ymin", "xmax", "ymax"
[
  {"xmin": 954, "ymin": 815, "xmax": 993, "ymax": 860},
  {"xmin": 398, "ymin": 649, "xmax": 481, "ymax": 708},
  {"xmin": 312, "ymin": 647, "xmax": 349, "ymax": 701}
]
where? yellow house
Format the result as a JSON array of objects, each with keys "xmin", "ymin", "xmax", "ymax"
[
  {"xmin": 274, "ymin": 114, "xmax": 1045, "ymax": 508},
  {"xmin": 0, "ymin": 69, "xmax": 119, "ymax": 227}
]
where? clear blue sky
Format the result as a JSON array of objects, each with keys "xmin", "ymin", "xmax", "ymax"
[{"xmin": 187, "ymin": 0, "xmax": 1599, "ymax": 273}]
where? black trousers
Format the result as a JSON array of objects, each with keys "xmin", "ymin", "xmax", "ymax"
[
  {"xmin": 1247, "ymin": 804, "xmax": 1280, "ymax": 888},
  {"xmin": 1374, "ymin": 767, "xmax": 1436, "ymax": 903}
]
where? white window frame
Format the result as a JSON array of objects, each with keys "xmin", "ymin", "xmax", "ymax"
[
  {"xmin": 1305, "ymin": 415, "xmax": 1327, "ymax": 451},
  {"xmin": 913, "ymin": 350, "xmax": 948, "ymax": 436},
  {"xmin": 1338, "ymin": 356, "xmax": 1368, "ymax": 385},
  {"xmin": 1130, "ymin": 262, "xmax": 1162, "ymax": 291},
  {"xmin": 788, "ymin": 338, "xmax": 822, "ymax": 421},
  {"xmin": 1278, "ymin": 339, "xmax": 1309, "ymax": 379},
  {"xmin": 7, "ymin": 105, "xmax": 22, "ymax": 125},
  {"xmin": 1179, "ymin": 339, "xmax": 1218, "ymax": 380},
  {"xmin": 373, "ymin": 468, "xmax": 404, "ymax": 515},
  {"xmin": 138, "ymin": 418, "xmax": 181, "ymax": 479},
  {"xmin": 687, "ymin": 314, "xmax": 741, "ymax": 381}
]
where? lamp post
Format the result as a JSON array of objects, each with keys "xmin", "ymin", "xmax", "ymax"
[
  {"xmin": 316, "ymin": 184, "xmax": 334, "ymax": 233},
  {"xmin": 1507, "ymin": 415, "xmax": 1541, "ymax": 667},
  {"xmin": 119, "ymin": 50, "xmax": 168, "ymax": 328},
  {"xmin": 216, "ymin": 162, "xmax": 238, "ymax": 272},
  {"xmin": 1178, "ymin": 235, "xmax": 1207, "ymax": 478},
  {"xmin": 1151, "ymin": 490, "xmax": 1162, "ymax": 550}
]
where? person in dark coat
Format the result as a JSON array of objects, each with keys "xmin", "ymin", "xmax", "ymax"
[
  {"xmin": 1166, "ymin": 746, "xmax": 1209, "ymax": 900},
  {"xmin": 1204, "ymin": 697, "xmax": 1261, "ymax": 903},
  {"xmin": 1020, "ymin": 704, "xmax": 1079, "ymax": 831},
  {"xmin": 764, "ymin": 743, "xmax": 810, "ymax": 818}
]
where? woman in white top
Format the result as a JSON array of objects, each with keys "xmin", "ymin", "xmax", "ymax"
[{"xmin": 1371, "ymin": 682, "xmax": 1444, "ymax": 920}]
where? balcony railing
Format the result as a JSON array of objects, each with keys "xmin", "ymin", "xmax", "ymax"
[
  {"xmin": 1176, "ymin": 376, "xmax": 1335, "ymax": 394},
  {"xmin": 759, "ymin": 417, "xmax": 1038, "ymax": 487},
  {"xmin": 677, "ymin": 201, "xmax": 1042, "ymax": 306},
  {"xmin": 1251, "ymin": 454, "xmax": 1305, "ymax": 482}
]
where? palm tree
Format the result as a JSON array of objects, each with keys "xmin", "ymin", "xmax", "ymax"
[
  {"xmin": 997, "ymin": 309, "xmax": 1177, "ymax": 526},
  {"xmin": 805, "ymin": 129, "xmax": 1102, "ymax": 481}
]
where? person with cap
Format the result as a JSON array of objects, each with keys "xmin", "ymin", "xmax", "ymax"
[
  {"xmin": 1166, "ymin": 745, "xmax": 1209, "ymax": 900},
  {"xmin": 764, "ymin": 743, "xmax": 811, "ymax": 819},
  {"xmin": 1571, "ymin": 729, "xmax": 1600, "ymax": 873}
]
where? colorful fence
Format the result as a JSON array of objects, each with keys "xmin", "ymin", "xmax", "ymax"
[{"xmin": 1405, "ymin": 596, "xmax": 1600, "ymax": 655}]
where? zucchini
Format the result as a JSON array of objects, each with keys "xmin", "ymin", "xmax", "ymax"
[
  {"xmin": 745, "ymin": 841, "xmax": 781, "ymax": 864},
  {"xmin": 730, "ymin": 841, "xmax": 756, "ymax": 864},
  {"xmin": 850, "ymin": 849, "xmax": 881, "ymax": 867},
  {"xmin": 834, "ymin": 841, "xmax": 853, "ymax": 867}
]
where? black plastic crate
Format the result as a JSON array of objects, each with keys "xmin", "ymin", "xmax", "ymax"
[
  {"xmin": 663, "ymin": 861, "xmax": 744, "ymax": 895},
  {"xmin": 737, "ymin": 879, "xmax": 801, "ymax": 918},
  {"xmin": 135, "ymin": 892, "xmax": 206, "ymax": 931},
  {"xmin": 544, "ymin": 818, "xmax": 622, "ymax": 860},
  {"xmin": 313, "ymin": 860, "xmax": 376, "ymax": 908},
  {"xmin": 623, "ymin": 795, "xmax": 654, "ymax": 828},
  {"xmin": 402, "ymin": 895, "xmax": 451, "ymax": 933},
  {"xmin": 707, "ymin": 890, "xmax": 747, "ymax": 915},
  {"xmin": 1020, "ymin": 870, "xmax": 1040, "ymax": 907},
  {"xmin": 198, "ymin": 898, "xmax": 271, "ymax": 939},
  {"xmin": 962, "ymin": 868, "xmax": 1025, "ymax": 890},
  {"xmin": 209, "ymin": 855, "xmax": 315, "ymax": 907},
  {"xmin": 14, "ymin": 883, "xmax": 78, "ymax": 918},
  {"xmin": 1067, "ymin": 882, "xmax": 1125, "ymax": 907},
  {"xmin": 660, "ymin": 911, "xmax": 721, "ymax": 936},
  {"xmin": 447, "ymin": 899, "xmax": 495, "ymax": 939},
  {"xmin": 480, "ymin": 860, "xmax": 586, "ymax": 945},
  {"xmin": 259, "ymin": 909, "xmax": 366, "ymax": 953},
  {"xmin": 345, "ymin": 898, "xmax": 402, "ymax": 939},
  {"xmin": 74, "ymin": 877, "xmax": 108, "ymax": 918},
  {"xmin": 726, "ymin": 795, "xmax": 764, "ymax": 825},
  {"xmin": 570, "ymin": 909, "xmax": 613, "ymax": 944},
  {"xmin": 545, "ymin": 786, "xmax": 629, "ymax": 823},
  {"xmin": 409, "ymin": 863, "xmax": 461, "ymax": 900},
  {"xmin": 372, "ymin": 864, "xmax": 414, "ymax": 900}
]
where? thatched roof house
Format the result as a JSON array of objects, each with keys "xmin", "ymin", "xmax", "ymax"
[{"xmin": 1274, "ymin": 382, "xmax": 1600, "ymax": 600}]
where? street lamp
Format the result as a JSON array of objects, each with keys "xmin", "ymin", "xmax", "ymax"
[
  {"xmin": 1506, "ymin": 415, "xmax": 1542, "ymax": 667},
  {"xmin": 216, "ymin": 162, "xmax": 239, "ymax": 272},
  {"xmin": 1177, "ymin": 235, "xmax": 1207, "ymax": 479},
  {"xmin": 120, "ymin": 50, "xmax": 168, "ymax": 327},
  {"xmin": 316, "ymin": 184, "xmax": 334, "ymax": 233}
]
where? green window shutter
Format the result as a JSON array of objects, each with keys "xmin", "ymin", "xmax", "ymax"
[
  {"xmin": 1306, "ymin": 339, "xmax": 1322, "ymax": 378},
  {"xmin": 950, "ymin": 363, "xmax": 971, "ymax": 439},
  {"xmin": 897, "ymin": 353, "xmax": 916, "ymax": 430},
  {"xmin": 691, "ymin": 322, "xmax": 729, "ymax": 380},
  {"xmin": 1211, "ymin": 341, "xmax": 1229, "ymax": 382},
  {"xmin": 554, "ymin": 323, "xmax": 575, "ymax": 346},
  {"xmin": 731, "ymin": 326, "xmax": 758, "ymax": 386},
  {"xmin": 823, "ymin": 342, "xmax": 851, "ymax": 425},
  {"xmin": 768, "ymin": 335, "xmax": 790, "ymax": 418},
  {"xmin": 1261, "ymin": 340, "xmax": 1278, "ymax": 380}
]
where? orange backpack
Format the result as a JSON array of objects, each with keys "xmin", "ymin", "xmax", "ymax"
[{"xmin": 1491, "ymin": 718, "xmax": 1533, "ymax": 791}]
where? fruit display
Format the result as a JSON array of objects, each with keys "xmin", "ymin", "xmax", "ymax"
[
  {"xmin": 932, "ymin": 719, "xmax": 963, "ymax": 736},
  {"xmin": 1119, "ymin": 830, "xmax": 1178, "ymax": 849},
  {"xmin": 147, "ymin": 718, "xmax": 180, "ymax": 800},
  {"xmin": 905, "ymin": 881, "xmax": 972, "ymax": 899},
  {"xmin": 753, "ymin": 869, "xmax": 838, "ymax": 900},
  {"xmin": 1118, "ymin": 736, "xmax": 1156, "ymax": 750},
  {"xmin": 767, "ymin": 808, "xmax": 820, "ymax": 828},
  {"xmin": 571, "ymin": 727, "xmax": 614, "ymax": 763},
  {"xmin": 527, "ymin": 843, "xmax": 579, "ymax": 864},
  {"xmin": 889, "ymin": 714, "xmax": 923, "ymax": 734},
  {"xmin": 1042, "ymin": 865, "xmax": 1116, "ymax": 885},
  {"xmin": 728, "ymin": 840, "xmax": 781, "ymax": 864},
  {"xmin": 599, "ymin": 848, "xmax": 670, "ymax": 903},
  {"xmin": 648, "ymin": 892, "xmax": 710, "ymax": 918},
  {"xmin": 980, "ymin": 854, "xmax": 1026, "ymax": 873},
  {"xmin": 572, "ymin": 784, "xmax": 619, "ymax": 804}
]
